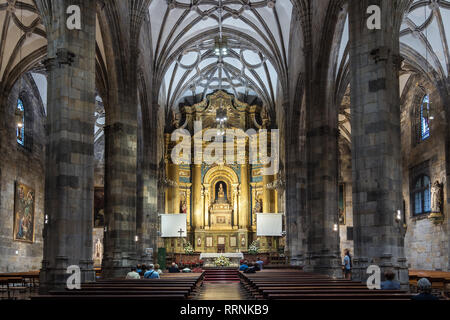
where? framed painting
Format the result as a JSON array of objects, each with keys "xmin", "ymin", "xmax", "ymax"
[
  {"xmin": 206, "ymin": 237, "xmax": 213, "ymax": 247},
  {"xmin": 230, "ymin": 236, "xmax": 237, "ymax": 247},
  {"xmin": 13, "ymin": 182, "xmax": 35, "ymax": 243}
]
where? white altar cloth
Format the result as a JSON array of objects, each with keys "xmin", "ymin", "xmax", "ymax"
[
  {"xmin": 200, "ymin": 253, "xmax": 244, "ymax": 259},
  {"xmin": 200, "ymin": 253, "xmax": 244, "ymax": 267}
]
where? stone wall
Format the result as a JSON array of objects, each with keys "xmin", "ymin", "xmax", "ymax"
[
  {"xmin": 401, "ymin": 74, "xmax": 449, "ymax": 271},
  {"xmin": 0, "ymin": 74, "xmax": 46, "ymax": 272}
]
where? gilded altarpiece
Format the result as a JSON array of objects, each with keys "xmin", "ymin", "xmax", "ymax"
[{"xmin": 164, "ymin": 91, "xmax": 280, "ymax": 254}]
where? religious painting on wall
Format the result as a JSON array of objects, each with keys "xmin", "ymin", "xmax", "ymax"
[
  {"xmin": 230, "ymin": 236, "xmax": 237, "ymax": 247},
  {"xmin": 13, "ymin": 182, "xmax": 35, "ymax": 243},
  {"xmin": 206, "ymin": 237, "xmax": 213, "ymax": 247},
  {"xmin": 338, "ymin": 183, "xmax": 346, "ymax": 225},
  {"xmin": 94, "ymin": 187, "xmax": 105, "ymax": 228}
]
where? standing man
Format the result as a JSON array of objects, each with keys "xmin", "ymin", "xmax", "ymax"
[{"xmin": 343, "ymin": 249, "xmax": 352, "ymax": 280}]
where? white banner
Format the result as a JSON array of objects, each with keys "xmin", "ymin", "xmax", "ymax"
[
  {"xmin": 159, "ymin": 214, "xmax": 187, "ymax": 238},
  {"xmin": 256, "ymin": 213, "xmax": 283, "ymax": 236}
]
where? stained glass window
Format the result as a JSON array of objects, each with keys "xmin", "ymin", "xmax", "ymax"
[
  {"xmin": 16, "ymin": 98, "xmax": 25, "ymax": 146},
  {"xmin": 413, "ymin": 175, "xmax": 431, "ymax": 216},
  {"xmin": 420, "ymin": 95, "xmax": 430, "ymax": 141}
]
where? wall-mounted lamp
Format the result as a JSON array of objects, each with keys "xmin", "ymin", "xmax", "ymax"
[
  {"xmin": 135, "ymin": 235, "xmax": 139, "ymax": 242},
  {"xmin": 333, "ymin": 224, "xmax": 338, "ymax": 232},
  {"xmin": 104, "ymin": 226, "xmax": 107, "ymax": 233},
  {"xmin": 395, "ymin": 210, "xmax": 402, "ymax": 222},
  {"xmin": 44, "ymin": 214, "xmax": 49, "ymax": 224}
]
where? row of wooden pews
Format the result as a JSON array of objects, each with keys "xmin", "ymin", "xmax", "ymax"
[
  {"xmin": 240, "ymin": 270, "xmax": 412, "ymax": 300},
  {"xmin": 409, "ymin": 270, "xmax": 450, "ymax": 297},
  {"xmin": 32, "ymin": 272, "xmax": 204, "ymax": 301},
  {"xmin": 0, "ymin": 271, "xmax": 40, "ymax": 299}
]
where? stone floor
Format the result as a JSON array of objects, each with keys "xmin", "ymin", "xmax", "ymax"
[{"xmin": 195, "ymin": 283, "xmax": 250, "ymax": 300}]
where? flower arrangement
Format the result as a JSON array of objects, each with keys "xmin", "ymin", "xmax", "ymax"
[
  {"xmin": 214, "ymin": 256, "xmax": 231, "ymax": 267},
  {"xmin": 183, "ymin": 241, "xmax": 194, "ymax": 255},
  {"xmin": 248, "ymin": 240, "xmax": 260, "ymax": 255}
]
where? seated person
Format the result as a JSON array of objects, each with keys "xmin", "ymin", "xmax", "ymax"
[
  {"xmin": 255, "ymin": 257, "xmax": 264, "ymax": 271},
  {"xmin": 126, "ymin": 267, "xmax": 141, "ymax": 279},
  {"xmin": 411, "ymin": 278, "xmax": 439, "ymax": 300},
  {"xmin": 243, "ymin": 263, "xmax": 258, "ymax": 274},
  {"xmin": 168, "ymin": 262, "xmax": 180, "ymax": 273},
  {"xmin": 140, "ymin": 264, "xmax": 147, "ymax": 276},
  {"xmin": 239, "ymin": 261, "xmax": 249, "ymax": 271},
  {"xmin": 154, "ymin": 264, "xmax": 163, "ymax": 275},
  {"xmin": 380, "ymin": 269, "xmax": 401, "ymax": 290},
  {"xmin": 136, "ymin": 264, "xmax": 142, "ymax": 274},
  {"xmin": 182, "ymin": 267, "xmax": 192, "ymax": 273},
  {"xmin": 192, "ymin": 264, "xmax": 203, "ymax": 273},
  {"xmin": 143, "ymin": 264, "xmax": 160, "ymax": 279}
]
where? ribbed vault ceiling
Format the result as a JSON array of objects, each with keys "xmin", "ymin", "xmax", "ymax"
[
  {"xmin": 149, "ymin": 0, "xmax": 293, "ymax": 110},
  {"xmin": 400, "ymin": 0, "xmax": 450, "ymax": 79},
  {"xmin": 337, "ymin": 0, "xmax": 450, "ymax": 147},
  {"xmin": 0, "ymin": 0, "xmax": 46, "ymax": 91}
]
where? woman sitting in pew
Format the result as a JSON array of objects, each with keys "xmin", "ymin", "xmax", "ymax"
[
  {"xmin": 412, "ymin": 278, "xmax": 439, "ymax": 300},
  {"xmin": 154, "ymin": 264, "xmax": 163, "ymax": 275}
]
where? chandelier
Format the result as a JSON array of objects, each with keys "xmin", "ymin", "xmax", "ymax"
[
  {"xmin": 214, "ymin": 36, "xmax": 228, "ymax": 56},
  {"xmin": 214, "ymin": 0, "xmax": 228, "ymax": 57}
]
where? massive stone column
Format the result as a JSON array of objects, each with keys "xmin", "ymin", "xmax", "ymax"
[
  {"xmin": 101, "ymin": 0, "xmax": 150, "ymax": 278},
  {"xmin": 38, "ymin": 0, "xmax": 96, "ymax": 292},
  {"xmin": 284, "ymin": 99, "xmax": 306, "ymax": 266},
  {"xmin": 102, "ymin": 109, "xmax": 138, "ymax": 277},
  {"xmin": 304, "ymin": 64, "xmax": 341, "ymax": 276},
  {"xmin": 349, "ymin": 0, "xmax": 408, "ymax": 287},
  {"xmin": 136, "ymin": 101, "xmax": 159, "ymax": 266}
]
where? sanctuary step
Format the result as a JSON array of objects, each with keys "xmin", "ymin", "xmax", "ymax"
[{"xmin": 203, "ymin": 269, "xmax": 240, "ymax": 283}]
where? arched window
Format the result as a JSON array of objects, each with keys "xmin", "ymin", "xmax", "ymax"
[
  {"xmin": 419, "ymin": 94, "xmax": 430, "ymax": 141},
  {"xmin": 16, "ymin": 98, "xmax": 25, "ymax": 146},
  {"xmin": 412, "ymin": 175, "xmax": 431, "ymax": 216}
]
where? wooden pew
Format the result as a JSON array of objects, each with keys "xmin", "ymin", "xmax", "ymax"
[
  {"xmin": 240, "ymin": 269, "xmax": 412, "ymax": 301},
  {"xmin": 32, "ymin": 273, "xmax": 204, "ymax": 301},
  {"xmin": 409, "ymin": 270, "xmax": 450, "ymax": 297}
]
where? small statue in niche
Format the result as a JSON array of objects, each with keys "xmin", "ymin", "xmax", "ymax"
[
  {"xmin": 94, "ymin": 238, "xmax": 103, "ymax": 259},
  {"xmin": 253, "ymin": 198, "xmax": 262, "ymax": 224},
  {"xmin": 429, "ymin": 180, "xmax": 444, "ymax": 225},
  {"xmin": 180, "ymin": 200, "xmax": 187, "ymax": 214},
  {"xmin": 431, "ymin": 180, "xmax": 443, "ymax": 213},
  {"xmin": 171, "ymin": 110, "xmax": 180, "ymax": 129},
  {"xmin": 218, "ymin": 183, "xmax": 225, "ymax": 198},
  {"xmin": 339, "ymin": 208, "xmax": 345, "ymax": 225}
]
